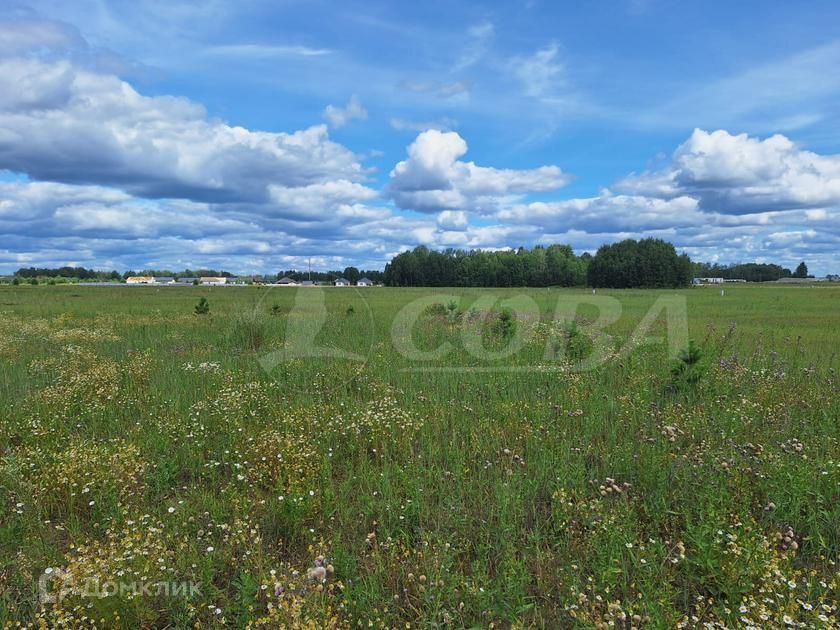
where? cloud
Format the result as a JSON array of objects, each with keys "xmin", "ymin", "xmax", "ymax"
[
  {"xmin": 642, "ymin": 41, "xmax": 840, "ymax": 133},
  {"xmin": 0, "ymin": 8, "xmax": 86, "ymax": 56},
  {"xmin": 400, "ymin": 80, "xmax": 471, "ymax": 98},
  {"xmin": 267, "ymin": 180, "xmax": 378, "ymax": 219},
  {"xmin": 617, "ymin": 129, "xmax": 840, "ymax": 213},
  {"xmin": 388, "ymin": 130, "xmax": 571, "ymax": 213},
  {"xmin": 0, "ymin": 57, "xmax": 365, "ymax": 203},
  {"xmin": 436, "ymin": 210, "xmax": 468, "ymax": 230},
  {"xmin": 453, "ymin": 20, "xmax": 494, "ymax": 72},
  {"xmin": 389, "ymin": 117, "xmax": 457, "ymax": 132},
  {"xmin": 323, "ymin": 95, "xmax": 368, "ymax": 128},
  {"xmin": 206, "ymin": 44, "xmax": 332, "ymax": 58},
  {"xmin": 508, "ymin": 43, "xmax": 565, "ymax": 99},
  {"xmin": 499, "ymin": 194, "xmax": 703, "ymax": 232}
]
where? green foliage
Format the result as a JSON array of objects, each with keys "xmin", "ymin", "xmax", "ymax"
[
  {"xmin": 668, "ymin": 339, "xmax": 706, "ymax": 393},
  {"xmin": 384, "ymin": 244, "xmax": 588, "ymax": 287},
  {"xmin": 794, "ymin": 261, "xmax": 809, "ymax": 278},
  {"xmin": 494, "ymin": 308, "xmax": 515, "ymax": 338},
  {"xmin": 691, "ymin": 261, "xmax": 792, "ymax": 282},
  {"xmin": 346, "ymin": 305, "xmax": 355, "ymax": 316},
  {"xmin": 587, "ymin": 238, "xmax": 692, "ymax": 288},
  {"xmin": 556, "ymin": 319, "xmax": 589, "ymax": 362},
  {"xmin": 194, "ymin": 296, "xmax": 210, "ymax": 315}
]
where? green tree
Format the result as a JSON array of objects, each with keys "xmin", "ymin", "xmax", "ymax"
[
  {"xmin": 794, "ymin": 261, "xmax": 808, "ymax": 278},
  {"xmin": 343, "ymin": 266, "xmax": 360, "ymax": 284},
  {"xmin": 587, "ymin": 238, "xmax": 691, "ymax": 288}
]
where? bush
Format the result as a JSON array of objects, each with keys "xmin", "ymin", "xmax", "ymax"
[{"xmin": 194, "ymin": 297, "xmax": 210, "ymax": 315}]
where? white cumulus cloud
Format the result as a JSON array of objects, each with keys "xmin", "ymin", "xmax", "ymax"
[{"xmin": 388, "ymin": 130, "xmax": 571, "ymax": 214}]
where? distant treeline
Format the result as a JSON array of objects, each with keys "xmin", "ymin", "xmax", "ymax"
[
  {"xmin": 123, "ymin": 269, "xmax": 235, "ymax": 278},
  {"xmin": 384, "ymin": 239, "xmax": 693, "ymax": 288},
  {"xmin": 14, "ymin": 266, "xmax": 122, "ymax": 280},
  {"xmin": 690, "ymin": 262, "xmax": 805, "ymax": 282},
  {"xmin": 12, "ymin": 267, "xmax": 237, "ymax": 280}
]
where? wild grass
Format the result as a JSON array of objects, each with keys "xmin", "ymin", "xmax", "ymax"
[{"xmin": 0, "ymin": 284, "xmax": 838, "ymax": 627}]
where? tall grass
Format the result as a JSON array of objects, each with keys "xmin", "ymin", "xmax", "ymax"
[{"xmin": 0, "ymin": 284, "xmax": 838, "ymax": 627}]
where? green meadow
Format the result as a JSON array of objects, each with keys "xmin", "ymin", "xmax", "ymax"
[{"xmin": 1, "ymin": 284, "xmax": 838, "ymax": 627}]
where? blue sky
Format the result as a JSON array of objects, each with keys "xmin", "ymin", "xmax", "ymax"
[{"xmin": 1, "ymin": 0, "xmax": 839, "ymax": 274}]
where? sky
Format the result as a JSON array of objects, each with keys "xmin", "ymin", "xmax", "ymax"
[{"xmin": 1, "ymin": 0, "xmax": 839, "ymax": 275}]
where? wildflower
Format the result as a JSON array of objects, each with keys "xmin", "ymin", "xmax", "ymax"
[{"xmin": 308, "ymin": 564, "xmax": 327, "ymax": 582}]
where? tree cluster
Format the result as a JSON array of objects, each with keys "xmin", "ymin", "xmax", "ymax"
[
  {"xmin": 14, "ymin": 266, "xmax": 121, "ymax": 280},
  {"xmin": 384, "ymin": 245, "xmax": 588, "ymax": 287},
  {"xmin": 587, "ymin": 238, "xmax": 693, "ymax": 288},
  {"xmin": 122, "ymin": 269, "xmax": 235, "ymax": 279}
]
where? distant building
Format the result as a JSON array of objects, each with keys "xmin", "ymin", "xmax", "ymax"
[
  {"xmin": 693, "ymin": 277, "xmax": 724, "ymax": 285},
  {"xmin": 200, "ymin": 277, "xmax": 227, "ymax": 285},
  {"xmin": 334, "ymin": 278, "xmax": 350, "ymax": 287},
  {"xmin": 126, "ymin": 276, "xmax": 154, "ymax": 284},
  {"xmin": 357, "ymin": 277, "xmax": 374, "ymax": 287},
  {"xmin": 152, "ymin": 277, "xmax": 174, "ymax": 285},
  {"xmin": 276, "ymin": 277, "xmax": 298, "ymax": 286},
  {"xmin": 724, "ymin": 278, "xmax": 746, "ymax": 283},
  {"xmin": 177, "ymin": 277, "xmax": 198, "ymax": 284},
  {"xmin": 301, "ymin": 280, "xmax": 315, "ymax": 286}
]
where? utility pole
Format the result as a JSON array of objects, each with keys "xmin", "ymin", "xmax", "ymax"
[{"xmin": 308, "ymin": 258, "xmax": 312, "ymax": 282}]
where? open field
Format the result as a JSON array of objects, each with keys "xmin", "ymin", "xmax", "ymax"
[{"xmin": 1, "ymin": 284, "xmax": 839, "ymax": 627}]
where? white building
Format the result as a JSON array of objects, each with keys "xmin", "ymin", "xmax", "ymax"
[
  {"xmin": 357, "ymin": 277, "xmax": 373, "ymax": 287},
  {"xmin": 126, "ymin": 276, "xmax": 154, "ymax": 284},
  {"xmin": 200, "ymin": 277, "xmax": 227, "ymax": 285},
  {"xmin": 276, "ymin": 277, "xmax": 298, "ymax": 286},
  {"xmin": 334, "ymin": 278, "xmax": 350, "ymax": 287},
  {"xmin": 693, "ymin": 277, "xmax": 724, "ymax": 284}
]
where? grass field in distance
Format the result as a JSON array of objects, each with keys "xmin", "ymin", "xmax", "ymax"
[{"xmin": 1, "ymin": 283, "xmax": 838, "ymax": 627}]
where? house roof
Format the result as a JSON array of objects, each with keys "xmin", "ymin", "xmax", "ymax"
[
  {"xmin": 335, "ymin": 278, "xmax": 349, "ymax": 283},
  {"xmin": 358, "ymin": 277, "xmax": 373, "ymax": 283},
  {"xmin": 177, "ymin": 277, "xmax": 197, "ymax": 282},
  {"xmin": 277, "ymin": 276, "xmax": 296, "ymax": 283}
]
